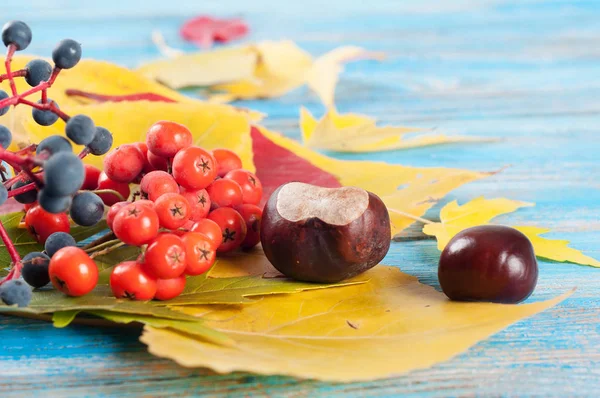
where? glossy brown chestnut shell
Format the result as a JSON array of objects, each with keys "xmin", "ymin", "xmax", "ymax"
[
  {"xmin": 438, "ymin": 225, "xmax": 538, "ymax": 304},
  {"xmin": 260, "ymin": 182, "xmax": 391, "ymax": 283}
]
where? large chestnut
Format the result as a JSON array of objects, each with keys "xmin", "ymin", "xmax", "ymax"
[
  {"xmin": 260, "ymin": 182, "xmax": 391, "ymax": 283},
  {"xmin": 438, "ymin": 225, "xmax": 538, "ymax": 304}
]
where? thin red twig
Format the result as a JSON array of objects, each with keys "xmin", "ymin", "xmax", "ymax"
[
  {"xmin": 4, "ymin": 45, "xmax": 18, "ymax": 96},
  {"xmin": 0, "ymin": 220, "xmax": 22, "ymax": 284}
]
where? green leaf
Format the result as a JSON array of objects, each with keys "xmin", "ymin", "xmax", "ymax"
[
  {"xmin": 0, "ymin": 211, "xmax": 110, "ymax": 263},
  {"xmin": 52, "ymin": 310, "xmax": 80, "ymax": 327},
  {"xmin": 89, "ymin": 310, "xmax": 235, "ymax": 346},
  {"xmin": 160, "ymin": 276, "xmax": 367, "ymax": 305}
]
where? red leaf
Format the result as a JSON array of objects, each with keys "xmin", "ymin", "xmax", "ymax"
[
  {"xmin": 180, "ymin": 16, "xmax": 249, "ymax": 48},
  {"xmin": 250, "ymin": 127, "xmax": 341, "ymax": 206}
]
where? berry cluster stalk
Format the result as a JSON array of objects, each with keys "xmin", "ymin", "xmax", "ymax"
[{"xmin": 0, "ymin": 45, "xmax": 74, "ymax": 285}]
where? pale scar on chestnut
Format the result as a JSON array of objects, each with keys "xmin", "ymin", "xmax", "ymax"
[{"xmin": 276, "ymin": 182, "xmax": 369, "ymax": 225}]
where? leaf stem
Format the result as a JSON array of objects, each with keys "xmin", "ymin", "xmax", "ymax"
[
  {"xmin": 387, "ymin": 209, "xmax": 434, "ymax": 225},
  {"xmin": 84, "ymin": 238, "xmax": 121, "ymax": 253},
  {"xmin": 0, "ymin": 220, "xmax": 22, "ymax": 285},
  {"xmin": 90, "ymin": 242, "xmax": 125, "ymax": 258},
  {"xmin": 91, "ymin": 189, "xmax": 125, "ymax": 202},
  {"xmin": 80, "ymin": 231, "xmax": 116, "ymax": 250}
]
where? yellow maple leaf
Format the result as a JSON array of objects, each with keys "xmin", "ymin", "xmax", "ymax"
[
  {"xmin": 257, "ymin": 126, "xmax": 490, "ymax": 237},
  {"xmin": 141, "ymin": 257, "xmax": 572, "ymax": 382},
  {"xmin": 422, "ymin": 197, "xmax": 600, "ymax": 267},
  {"xmin": 300, "ymin": 107, "xmax": 494, "ymax": 153}
]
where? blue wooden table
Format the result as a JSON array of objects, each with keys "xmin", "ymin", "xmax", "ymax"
[{"xmin": 2, "ymin": 0, "xmax": 600, "ymax": 396}]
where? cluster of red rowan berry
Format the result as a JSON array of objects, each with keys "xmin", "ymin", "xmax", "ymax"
[{"xmin": 100, "ymin": 120, "xmax": 263, "ymax": 301}]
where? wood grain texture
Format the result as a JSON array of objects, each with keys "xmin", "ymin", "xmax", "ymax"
[{"xmin": 1, "ymin": 0, "xmax": 600, "ymax": 396}]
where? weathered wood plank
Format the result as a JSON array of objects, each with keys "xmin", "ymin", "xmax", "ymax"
[{"xmin": 0, "ymin": 0, "xmax": 599, "ymax": 396}]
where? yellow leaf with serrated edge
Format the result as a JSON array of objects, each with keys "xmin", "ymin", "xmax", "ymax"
[
  {"xmin": 422, "ymin": 197, "xmax": 600, "ymax": 267},
  {"xmin": 256, "ymin": 126, "xmax": 491, "ymax": 238},
  {"xmin": 300, "ymin": 107, "xmax": 494, "ymax": 153},
  {"xmin": 513, "ymin": 226, "xmax": 600, "ymax": 268},
  {"xmin": 141, "ymin": 257, "xmax": 572, "ymax": 382},
  {"xmin": 23, "ymin": 101, "xmax": 255, "ymax": 171}
]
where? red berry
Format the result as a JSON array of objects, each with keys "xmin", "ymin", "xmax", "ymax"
[
  {"xmin": 182, "ymin": 232, "xmax": 216, "ymax": 275},
  {"xmin": 147, "ymin": 151, "xmax": 169, "ymax": 172},
  {"xmin": 49, "ymin": 247, "xmax": 98, "ymax": 297},
  {"xmin": 25, "ymin": 204, "xmax": 69, "ymax": 243},
  {"xmin": 110, "ymin": 261, "xmax": 157, "ymax": 300},
  {"xmin": 206, "ymin": 179, "xmax": 243, "ymax": 209},
  {"xmin": 136, "ymin": 199, "xmax": 155, "ymax": 208},
  {"xmin": 97, "ymin": 171, "xmax": 131, "ymax": 206},
  {"xmin": 236, "ymin": 204, "xmax": 262, "ymax": 250},
  {"xmin": 172, "ymin": 146, "xmax": 217, "ymax": 190},
  {"xmin": 140, "ymin": 170, "xmax": 178, "ymax": 202},
  {"xmin": 103, "ymin": 144, "xmax": 145, "ymax": 183},
  {"xmin": 23, "ymin": 201, "xmax": 37, "ymax": 212},
  {"xmin": 190, "ymin": 218, "xmax": 222, "ymax": 249},
  {"xmin": 224, "ymin": 169, "xmax": 263, "ymax": 205},
  {"xmin": 146, "ymin": 121, "xmax": 193, "ymax": 158},
  {"xmin": 207, "ymin": 207, "xmax": 247, "ymax": 253},
  {"xmin": 180, "ymin": 188, "xmax": 211, "ymax": 221},
  {"xmin": 212, "ymin": 148, "xmax": 242, "ymax": 177},
  {"xmin": 81, "ymin": 164, "xmax": 101, "ymax": 190},
  {"xmin": 106, "ymin": 201, "xmax": 130, "ymax": 230},
  {"xmin": 154, "ymin": 193, "xmax": 191, "ymax": 230},
  {"xmin": 154, "ymin": 275, "xmax": 186, "ymax": 301},
  {"xmin": 143, "ymin": 233, "xmax": 187, "ymax": 279},
  {"xmin": 135, "ymin": 142, "xmax": 154, "ymax": 174},
  {"xmin": 112, "ymin": 203, "xmax": 160, "ymax": 246}
]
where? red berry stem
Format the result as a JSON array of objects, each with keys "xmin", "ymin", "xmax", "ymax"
[
  {"xmin": 41, "ymin": 88, "xmax": 47, "ymax": 103},
  {"xmin": 0, "ymin": 219, "xmax": 22, "ymax": 285},
  {"xmin": 0, "ymin": 69, "xmax": 26, "ymax": 82},
  {"xmin": 4, "ymin": 44, "xmax": 18, "ymax": 96},
  {"xmin": 15, "ymin": 144, "xmax": 37, "ymax": 155},
  {"xmin": 65, "ymin": 89, "xmax": 176, "ymax": 104},
  {"xmin": 19, "ymin": 97, "xmax": 70, "ymax": 122},
  {"xmin": 6, "ymin": 180, "xmax": 36, "ymax": 198},
  {"xmin": 78, "ymin": 147, "xmax": 90, "ymax": 159}
]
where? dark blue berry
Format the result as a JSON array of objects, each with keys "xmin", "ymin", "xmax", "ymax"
[
  {"xmin": 44, "ymin": 232, "xmax": 76, "ymax": 258},
  {"xmin": 0, "ymin": 90, "xmax": 9, "ymax": 116},
  {"xmin": 21, "ymin": 252, "xmax": 50, "ymax": 288},
  {"xmin": 1, "ymin": 21, "xmax": 32, "ymax": 51},
  {"xmin": 52, "ymin": 39, "xmax": 81, "ymax": 69},
  {"xmin": 37, "ymin": 135, "xmax": 72, "ymax": 156},
  {"xmin": 43, "ymin": 152, "xmax": 84, "ymax": 197},
  {"xmin": 11, "ymin": 178, "xmax": 37, "ymax": 204},
  {"xmin": 0, "ymin": 125, "xmax": 11, "ymax": 148},
  {"xmin": 38, "ymin": 188, "xmax": 72, "ymax": 213},
  {"xmin": 32, "ymin": 99, "xmax": 60, "ymax": 126},
  {"xmin": 70, "ymin": 191, "xmax": 104, "ymax": 226},
  {"xmin": 0, "ymin": 184, "xmax": 7, "ymax": 206},
  {"xmin": 87, "ymin": 127, "xmax": 113, "ymax": 156},
  {"xmin": 65, "ymin": 114, "xmax": 95, "ymax": 145},
  {"xmin": 25, "ymin": 59, "xmax": 53, "ymax": 87},
  {"xmin": 0, "ymin": 280, "xmax": 32, "ymax": 307}
]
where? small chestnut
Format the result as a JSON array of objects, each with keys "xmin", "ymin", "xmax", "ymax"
[
  {"xmin": 260, "ymin": 182, "xmax": 391, "ymax": 283},
  {"xmin": 438, "ymin": 225, "xmax": 538, "ymax": 304}
]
